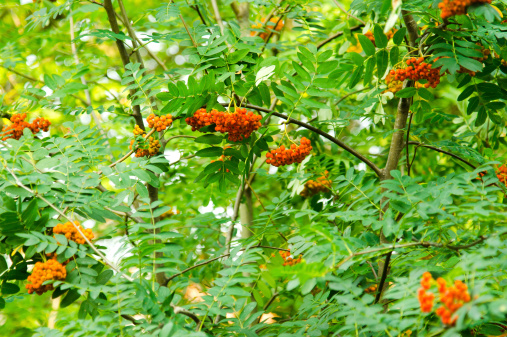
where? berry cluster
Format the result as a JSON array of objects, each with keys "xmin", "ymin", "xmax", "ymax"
[
  {"xmin": 185, "ymin": 108, "xmax": 262, "ymax": 142},
  {"xmin": 279, "ymin": 250, "xmax": 302, "ymax": 266},
  {"xmin": 389, "ymin": 57, "xmax": 441, "ymax": 89},
  {"xmin": 133, "ymin": 125, "xmax": 145, "ymax": 136},
  {"xmin": 266, "ymin": 137, "xmax": 312, "ymax": 167},
  {"xmin": 384, "ymin": 73, "xmax": 425, "ymax": 94},
  {"xmin": 251, "ymin": 17, "xmax": 284, "ymax": 41},
  {"xmin": 53, "ymin": 220, "xmax": 94, "ymax": 245},
  {"xmin": 364, "ymin": 284, "xmax": 378, "ymax": 294},
  {"xmin": 497, "ymin": 164, "xmax": 507, "ymax": 187},
  {"xmin": 300, "ymin": 171, "xmax": 332, "ymax": 197},
  {"xmin": 417, "ymin": 272, "xmax": 471, "ymax": 325},
  {"xmin": 438, "ymin": 0, "xmax": 491, "ymax": 19},
  {"xmin": 25, "ymin": 259, "xmax": 67, "ymax": 295},
  {"xmin": 129, "ymin": 123, "xmax": 161, "ymax": 158},
  {"xmin": 147, "ymin": 114, "xmax": 173, "ymax": 132},
  {"xmin": 1, "ymin": 113, "xmax": 51, "ymax": 141}
]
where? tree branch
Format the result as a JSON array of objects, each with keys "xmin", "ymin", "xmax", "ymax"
[
  {"xmin": 102, "ymin": 0, "xmax": 145, "ymax": 130},
  {"xmin": 165, "ymin": 245, "xmax": 288, "ymax": 285},
  {"xmin": 221, "ymin": 103, "xmax": 382, "ymax": 177},
  {"xmin": 407, "ymin": 141, "xmax": 477, "ymax": 169}
]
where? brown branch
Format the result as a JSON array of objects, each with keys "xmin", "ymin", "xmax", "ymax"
[
  {"xmin": 376, "ymin": 10, "xmax": 420, "ymax": 304},
  {"xmin": 102, "ymin": 0, "xmax": 145, "ymax": 130},
  {"xmin": 316, "ymin": 25, "xmax": 363, "ymax": 50},
  {"xmin": 407, "ymin": 141, "xmax": 477, "ymax": 169},
  {"xmin": 406, "ymin": 112, "xmax": 414, "ymax": 176},
  {"xmin": 223, "ymin": 103, "xmax": 381, "ymax": 177},
  {"xmin": 165, "ymin": 245, "xmax": 288, "ymax": 285}
]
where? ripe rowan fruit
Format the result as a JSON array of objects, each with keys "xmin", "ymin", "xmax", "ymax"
[
  {"xmin": 133, "ymin": 124, "xmax": 146, "ymax": 136},
  {"xmin": 300, "ymin": 171, "xmax": 332, "ymax": 197},
  {"xmin": 147, "ymin": 114, "xmax": 173, "ymax": 132},
  {"xmin": 417, "ymin": 272, "xmax": 471, "ymax": 325},
  {"xmin": 389, "ymin": 57, "xmax": 442, "ymax": 88},
  {"xmin": 384, "ymin": 73, "xmax": 425, "ymax": 94},
  {"xmin": 1, "ymin": 113, "xmax": 51, "ymax": 141},
  {"xmin": 266, "ymin": 137, "xmax": 312, "ymax": 167},
  {"xmin": 26, "ymin": 259, "xmax": 67, "ymax": 295},
  {"xmin": 251, "ymin": 17, "xmax": 284, "ymax": 41},
  {"xmin": 364, "ymin": 284, "xmax": 378, "ymax": 293},
  {"xmin": 53, "ymin": 220, "xmax": 94, "ymax": 245},
  {"xmin": 497, "ymin": 164, "xmax": 507, "ymax": 187},
  {"xmin": 185, "ymin": 108, "xmax": 262, "ymax": 142},
  {"xmin": 438, "ymin": 0, "xmax": 491, "ymax": 19},
  {"xmin": 279, "ymin": 249, "xmax": 301, "ymax": 266}
]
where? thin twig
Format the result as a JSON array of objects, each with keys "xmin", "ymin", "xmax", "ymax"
[
  {"xmin": 331, "ymin": 0, "xmax": 365, "ymax": 24},
  {"xmin": 407, "ymin": 141, "xmax": 477, "ymax": 169},
  {"xmin": 406, "ymin": 112, "xmax": 414, "ymax": 176},
  {"xmin": 165, "ymin": 245, "xmax": 288, "ymax": 285}
]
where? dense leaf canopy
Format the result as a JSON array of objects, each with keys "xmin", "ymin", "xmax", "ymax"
[{"xmin": 1, "ymin": 0, "xmax": 507, "ymax": 336}]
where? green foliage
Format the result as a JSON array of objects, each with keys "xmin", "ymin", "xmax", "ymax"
[{"xmin": 1, "ymin": 0, "xmax": 507, "ymax": 336}]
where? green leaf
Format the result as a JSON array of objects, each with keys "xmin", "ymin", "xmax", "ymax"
[
  {"xmin": 376, "ymin": 50, "xmax": 389, "ymax": 79},
  {"xmin": 395, "ymin": 87, "xmax": 417, "ymax": 98},
  {"xmin": 392, "ymin": 27, "xmax": 406, "ymax": 45},
  {"xmin": 195, "ymin": 134, "xmax": 223, "ymax": 145},
  {"xmin": 195, "ymin": 147, "xmax": 224, "ymax": 157},
  {"xmin": 475, "ymin": 106, "xmax": 487, "ymax": 126},
  {"xmin": 60, "ymin": 289, "xmax": 81, "ymax": 308},
  {"xmin": 348, "ymin": 65, "xmax": 364, "ymax": 89},
  {"xmin": 0, "ymin": 256, "xmax": 7, "ymax": 274},
  {"xmin": 228, "ymin": 49, "xmax": 249, "ymax": 64},
  {"xmin": 458, "ymin": 86, "xmax": 475, "ymax": 101},
  {"xmin": 357, "ymin": 35, "xmax": 376, "ymax": 56},
  {"xmin": 96, "ymin": 270, "xmax": 114, "ymax": 285},
  {"xmin": 418, "ymin": 88, "xmax": 434, "ymax": 101},
  {"xmin": 390, "ymin": 47, "xmax": 399, "ymax": 67},
  {"xmin": 373, "ymin": 25, "xmax": 388, "ymax": 49},
  {"xmin": 1, "ymin": 283, "xmax": 20, "ymax": 295}
]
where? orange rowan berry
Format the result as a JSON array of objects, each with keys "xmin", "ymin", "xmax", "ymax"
[
  {"xmin": 497, "ymin": 164, "xmax": 507, "ymax": 187},
  {"xmin": 1, "ymin": 113, "xmax": 51, "ymax": 141},
  {"xmin": 147, "ymin": 113, "xmax": 173, "ymax": 131},
  {"xmin": 388, "ymin": 57, "xmax": 441, "ymax": 89},
  {"xmin": 250, "ymin": 17, "xmax": 284, "ymax": 40},
  {"xmin": 53, "ymin": 220, "xmax": 94, "ymax": 245},
  {"xmin": 364, "ymin": 284, "xmax": 378, "ymax": 293},
  {"xmin": 266, "ymin": 137, "xmax": 312, "ymax": 167},
  {"xmin": 438, "ymin": 0, "xmax": 491, "ymax": 19},
  {"xmin": 418, "ymin": 287, "xmax": 435, "ymax": 312},
  {"xmin": 185, "ymin": 108, "xmax": 262, "ymax": 142},
  {"xmin": 418, "ymin": 273, "xmax": 471, "ymax": 326},
  {"xmin": 421, "ymin": 271, "xmax": 433, "ymax": 290},
  {"xmin": 133, "ymin": 125, "xmax": 146, "ymax": 136},
  {"xmin": 26, "ymin": 259, "xmax": 67, "ymax": 295},
  {"xmin": 279, "ymin": 249, "xmax": 302, "ymax": 266},
  {"xmin": 300, "ymin": 171, "xmax": 332, "ymax": 197}
]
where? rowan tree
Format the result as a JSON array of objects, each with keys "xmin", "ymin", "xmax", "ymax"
[{"xmin": 1, "ymin": 0, "xmax": 507, "ymax": 336}]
